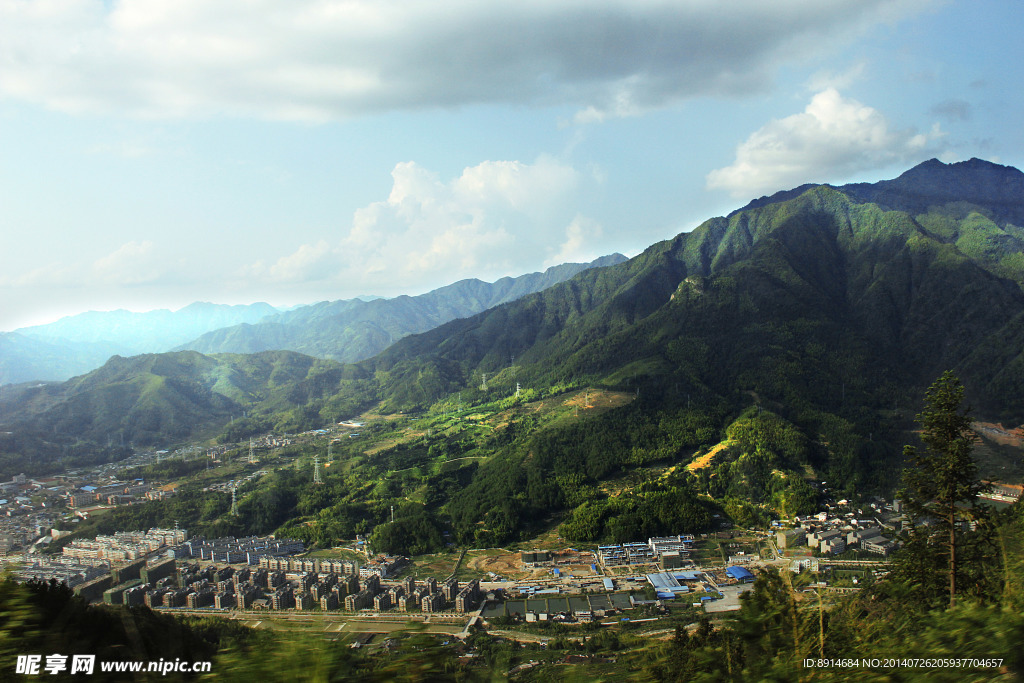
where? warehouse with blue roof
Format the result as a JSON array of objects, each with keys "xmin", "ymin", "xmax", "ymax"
[{"xmin": 725, "ymin": 566, "xmax": 755, "ymax": 582}]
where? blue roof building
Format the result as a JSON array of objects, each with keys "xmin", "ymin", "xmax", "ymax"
[{"xmin": 725, "ymin": 566, "xmax": 755, "ymax": 582}]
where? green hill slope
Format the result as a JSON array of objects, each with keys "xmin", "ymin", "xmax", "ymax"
[
  {"xmin": 369, "ymin": 160, "xmax": 1024, "ymax": 423},
  {"xmin": 0, "ymin": 350, "xmax": 371, "ymax": 476}
]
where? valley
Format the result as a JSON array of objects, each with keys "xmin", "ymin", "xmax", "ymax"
[{"xmin": 3, "ymin": 158, "xmax": 1024, "ymax": 679}]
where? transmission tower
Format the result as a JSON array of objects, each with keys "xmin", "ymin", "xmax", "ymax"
[
  {"xmin": 248, "ymin": 438, "xmax": 258, "ymax": 464},
  {"xmin": 230, "ymin": 483, "xmax": 238, "ymax": 516},
  {"xmin": 313, "ymin": 455, "xmax": 323, "ymax": 484},
  {"xmin": 479, "ymin": 373, "xmax": 488, "ymax": 391},
  {"xmin": 515, "ymin": 382, "xmax": 521, "ymax": 398}
]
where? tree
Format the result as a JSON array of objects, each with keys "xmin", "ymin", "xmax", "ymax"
[{"xmin": 898, "ymin": 371, "xmax": 990, "ymax": 608}]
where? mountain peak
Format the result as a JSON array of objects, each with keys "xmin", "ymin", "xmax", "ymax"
[
  {"xmin": 892, "ymin": 156, "xmax": 1023, "ymax": 185},
  {"xmin": 844, "ymin": 157, "xmax": 1024, "ymax": 222},
  {"xmin": 730, "ymin": 158, "xmax": 1024, "ymax": 224}
]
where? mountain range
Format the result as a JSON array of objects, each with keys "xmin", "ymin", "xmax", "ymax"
[
  {"xmin": 0, "ymin": 302, "xmax": 278, "ymax": 385},
  {"xmin": 1, "ymin": 158, "xmax": 1022, "ymax": 486},
  {"xmin": 0, "ymin": 255, "xmax": 625, "ymax": 385},
  {"xmin": 175, "ymin": 254, "xmax": 627, "ymax": 363}
]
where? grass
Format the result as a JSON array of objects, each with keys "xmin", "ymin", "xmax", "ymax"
[
  {"xmin": 303, "ymin": 547, "xmax": 366, "ymax": 562},
  {"xmin": 404, "ymin": 551, "xmax": 462, "ymax": 580}
]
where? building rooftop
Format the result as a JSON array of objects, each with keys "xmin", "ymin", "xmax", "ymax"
[{"xmin": 725, "ymin": 566, "xmax": 754, "ymax": 581}]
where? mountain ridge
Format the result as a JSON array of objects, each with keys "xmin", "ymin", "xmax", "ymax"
[
  {"xmin": 176, "ymin": 254, "xmax": 628, "ymax": 362},
  {"xmin": 0, "ymin": 256, "xmax": 625, "ymax": 385},
  {"xmin": 2, "ymin": 159, "xmax": 1023, "ymax": 490}
]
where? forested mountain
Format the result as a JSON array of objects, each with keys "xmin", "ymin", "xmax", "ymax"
[
  {"xmin": 176, "ymin": 254, "xmax": 627, "ymax": 362},
  {"xmin": 0, "ymin": 350, "xmax": 370, "ymax": 476},
  {"xmin": 2, "ymin": 159, "xmax": 1022, "ymax": 507},
  {"xmin": 368, "ymin": 158, "xmax": 1024, "ymax": 422},
  {"xmin": 0, "ymin": 332, "xmax": 124, "ymax": 386}
]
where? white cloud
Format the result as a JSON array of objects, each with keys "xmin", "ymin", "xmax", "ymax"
[
  {"xmin": 251, "ymin": 157, "xmax": 596, "ymax": 295},
  {"xmin": 544, "ymin": 215, "xmax": 604, "ymax": 268},
  {"xmin": 0, "ymin": 0, "xmax": 931, "ymax": 121},
  {"xmin": 91, "ymin": 240, "xmax": 163, "ymax": 285},
  {"xmin": 706, "ymin": 89, "xmax": 946, "ymax": 198},
  {"xmin": 266, "ymin": 241, "xmax": 336, "ymax": 283}
]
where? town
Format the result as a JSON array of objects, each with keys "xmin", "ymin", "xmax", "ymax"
[{"xmin": 2, "ymin": 419, "xmax": 1020, "ymax": 645}]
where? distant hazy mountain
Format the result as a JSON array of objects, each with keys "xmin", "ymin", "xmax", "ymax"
[
  {"xmin": 16, "ymin": 301, "xmax": 280, "ymax": 350},
  {"xmin": 0, "ymin": 333, "xmax": 124, "ymax": 386},
  {"xmin": 1, "ymin": 302, "xmax": 279, "ymax": 384},
  {"xmin": 177, "ymin": 255, "xmax": 628, "ymax": 363}
]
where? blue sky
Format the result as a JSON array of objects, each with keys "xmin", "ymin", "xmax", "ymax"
[{"xmin": 1, "ymin": 0, "xmax": 1021, "ymax": 331}]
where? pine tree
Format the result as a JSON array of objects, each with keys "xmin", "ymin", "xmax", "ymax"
[{"xmin": 898, "ymin": 371, "xmax": 990, "ymax": 608}]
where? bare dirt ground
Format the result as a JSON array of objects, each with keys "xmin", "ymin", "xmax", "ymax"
[
  {"xmin": 686, "ymin": 440, "xmax": 733, "ymax": 472},
  {"xmin": 466, "ymin": 552, "xmax": 526, "ymax": 579},
  {"xmin": 974, "ymin": 422, "xmax": 1024, "ymax": 448},
  {"xmin": 562, "ymin": 389, "xmax": 633, "ymax": 412}
]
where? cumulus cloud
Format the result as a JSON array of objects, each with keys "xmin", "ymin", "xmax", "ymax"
[
  {"xmin": 251, "ymin": 157, "xmax": 597, "ymax": 294},
  {"xmin": 0, "ymin": 0, "xmax": 930, "ymax": 121},
  {"xmin": 544, "ymin": 215, "xmax": 604, "ymax": 267},
  {"xmin": 706, "ymin": 89, "xmax": 946, "ymax": 198}
]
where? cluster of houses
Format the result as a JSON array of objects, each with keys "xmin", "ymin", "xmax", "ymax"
[
  {"xmin": 38, "ymin": 523, "xmax": 481, "ymax": 616},
  {"xmin": 774, "ymin": 501, "xmax": 901, "ymax": 556},
  {"xmin": 0, "ymin": 473, "xmax": 98, "ymax": 557},
  {"xmin": 62, "ymin": 528, "xmax": 188, "ymax": 564},
  {"xmin": 169, "ymin": 535, "xmax": 305, "ymax": 564},
  {"xmin": 89, "ymin": 557, "xmax": 483, "ymax": 615},
  {"xmin": 66, "ymin": 481, "xmax": 167, "ymax": 508}
]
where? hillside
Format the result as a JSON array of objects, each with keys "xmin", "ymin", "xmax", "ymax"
[
  {"xmin": 368, "ymin": 159, "xmax": 1024, "ymax": 422},
  {"xmin": 0, "ymin": 350, "xmax": 371, "ymax": 476},
  {"xmin": 177, "ymin": 254, "xmax": 627, "ymax": 362}
]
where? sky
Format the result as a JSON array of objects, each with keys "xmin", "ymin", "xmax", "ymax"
[{"xmin": 1, "ymin": 0, "xmax": 1022, "ymax": 331}]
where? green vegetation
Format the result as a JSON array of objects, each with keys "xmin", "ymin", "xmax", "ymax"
[
  {"xmin": 897, "ymin": 371, "xmax": 996, "ymax": 609},
  {"xmin": 4, "ymin": 158, "xmax": 1024, "ymax": 677},
  {"xmin": 8, "ymin": 161, "xmax": 1024, "ymax": 557}
]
